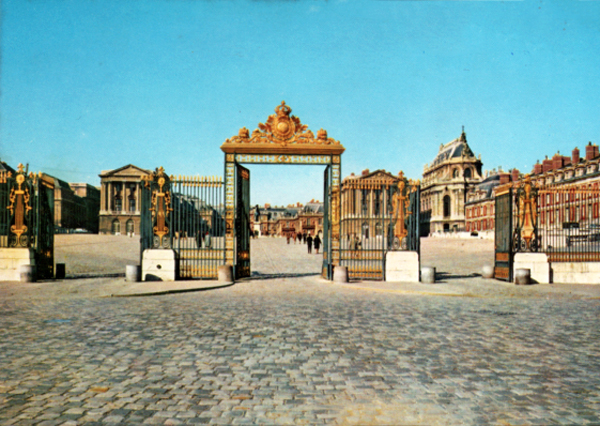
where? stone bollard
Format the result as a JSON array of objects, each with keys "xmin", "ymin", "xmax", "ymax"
[
  {"xmin": 482, "ymin": 264, "xmax": 494, "ymax": 279},
  {"xmin": 333, "ymin": 266, "xmax": 349, "ymax": 283},
  {"xmin": 55, "ymin": 263, "xmax": 66, "ymax": 279},
  {"xmin": 515, "ymin": 268, "xmax": 531, "ymax": 285},
  {"xmin": 19, "ymin": 265, "xmax": 36, "ymax": 283},
  {"xmin": 218, "ymin": 265, "xmax": 234, "ymax": 283},
  {"xmin": 125, "ymin": 265, "xmax": 140, "ymax": 282},
  {"xmin": 421, "ymin": 266, "xmax": 436, "ymax": 284}
]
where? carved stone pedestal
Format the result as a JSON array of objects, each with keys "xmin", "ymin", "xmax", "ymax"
[
  {"xmin": 386, "ymin": 251, "xmax": 420, "ymax": 282},
  {"xmin": 142, "ymin": 249, "xmax": 177, "ymax": 281},
  {"xmin": 0, "ymin": 248, "xmax": 36, "ymax": 282},
  {"xmin": 513, "ymin": 253, "xmax": 549, "ymax": 284}
]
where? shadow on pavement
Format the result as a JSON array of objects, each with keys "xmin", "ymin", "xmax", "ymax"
[
  {"xmin": 435, "ymin": 271, "xmax": 481, "ymax": 282},
  {"xmin": 249, "ymin": 271, "xmax": 321, "ymax": 280}
]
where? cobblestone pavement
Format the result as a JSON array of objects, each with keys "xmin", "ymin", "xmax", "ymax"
[{"xmin": 1, "ymin": 238, "xmax": 600, "ymax": 425}]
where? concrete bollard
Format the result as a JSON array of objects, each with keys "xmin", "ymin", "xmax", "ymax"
[
  {"xmin": 482, "ymin": 264, "xmax": 494, "ymax": 279},
  {"xmin": 125, "ymin": 265, "xmax": 140, "ymax": 282},
  {"xmin": 55, "ymin": 263, "xmax": 66, "ymax": 279},
  {"xmin": 515, "ymin": 268, "xmax": 531, "ymax": 285},
  {"xmin": 19, "ymin": 265, "xmax": 36, "ymax": 283},
  {"xmin": 421, "ymin": 266, "xmax": 436, "ymax": 284},
  {"xmin": 333, "ymin": 266, "xmax": 349, "ymax": 283},
  {"xmin": 218, "ymin": 265, "xmax": 234, "ymax": 283}
]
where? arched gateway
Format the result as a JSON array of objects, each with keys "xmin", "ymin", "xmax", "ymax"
[{"xmin": 221, "ymin": 101, "xmax": 345, "ymax": 279}]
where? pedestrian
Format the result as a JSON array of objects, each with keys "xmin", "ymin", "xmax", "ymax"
[
  {"xmin": 287, "ymin": 234, "xmax": 291, "ymax": 244},
  {"xmin": 314, "ymin": 234, "xmax": 321, "ymax": 254},
  {"xmin": 307, "ymin": 233, "xmax": 313, "ymax": 253},
  {"xmin": 303, "ymin": 233, "xmax": 307, "ymax": 244}
]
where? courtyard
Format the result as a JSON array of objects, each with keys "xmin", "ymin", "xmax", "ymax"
[{"xmin": 0, "ymin": 236, "xmax": 599, "ymax": 425}]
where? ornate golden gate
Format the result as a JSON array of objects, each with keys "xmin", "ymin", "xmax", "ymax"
[{"xmin": 221, "ymin": 101, "xmax": 345, "ymax": 280}]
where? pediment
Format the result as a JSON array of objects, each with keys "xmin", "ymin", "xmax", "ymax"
[
  {"xmin": 100, "ymin": 164, "xmax": 152, "ymax": 178},
  {"xmin": 359, "ymin": 170, "xmax": 398, "ymax": 182}
]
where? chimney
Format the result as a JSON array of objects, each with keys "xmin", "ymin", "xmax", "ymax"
[
  {"xmin": 362, "ymin": 169, "xmax": 370, "ymax": 176},
  {"xmin": 586, "ymin": 142, "xmax": 595, "ymax": 160},
  {"xmin": 595, "ymin": 144, "xmax": 600, "ymax": 159},
  {"xmin": 533, "ymin": 161, "xmax": 543, "ymax": 175},
  {"xmin": 542, "ymin": 156, "xmax": 553, "ymax": 173},
  {"xmin": 572, "ymin": 147, "xmax": 580, "ymax": 164},
  {"xmin": 499, "ymin": 173, "xmax": 510, "ymax": 184},
  {"xmin": 552, "ymin": 153, "xmax": 564, "ymax": 170},
  {"xmin": 511, "ymin": 169, "xmax": 520, "ymax": 182}
]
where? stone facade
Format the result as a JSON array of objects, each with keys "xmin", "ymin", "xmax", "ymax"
[
  {"xmin": 53, "ymin": 179, "xmax": 100, "ymax": 233},
  {"xmin": 99, "ymin": 164, "xmax": 151, "ymax": 235},
  {"xmin": 250, "ymin": 201, "xmax": 323, "ymax": 238},
  {"xmin": 340, "ymin": 169, "xmax": 398, "ymax": 239},
  {"xmin": 421, "ymin": 130, "xmax": 483, "ymax": 235},
  {"xmin": 526, "ymin": 143, "xmax": 600, "ymax": 227},
  {"xmin": 465, "ymin": 171, "xmax": 516, "ymax": 235}
]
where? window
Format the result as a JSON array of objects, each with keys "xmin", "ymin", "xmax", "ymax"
[
  {"xmin": 374, "ymin": 189, "xmax": 381, "ymax": 216},
  {"xmin": 464, "ymin": 168, "xmax": 472, "ymax": 179},
  {"xmin": 129, "ymin": 197, "xmax": 136, "ymax": 212},
  {"xmin": 443, "ymin": 195, "xmax": 451, "ymax": 218},
  {"xmin": 362, "ymin": 222, "xmax": 369, "ymax": 238},
  {"xmin": 111, "ymin": 219, "xmax": 121, "ymax": 235},
  {"xmin": 114, "ymin": 198, "xmax": 122, "ymax": 212},
  {"xmin": 375, "ymin": 222, "xmax": 383, "ymax": 236},
  {"xmin": 361, "ymin": 189, "xmax": 368, "ymax": 215},
  {"xmin": 126, "ymin": 219, "xmax": 134, "ymax": 235}
]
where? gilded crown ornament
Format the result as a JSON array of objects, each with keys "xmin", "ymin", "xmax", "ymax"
[{"xmin": 223, "ymin": 101, "xmax": 341, "ymax": 148}]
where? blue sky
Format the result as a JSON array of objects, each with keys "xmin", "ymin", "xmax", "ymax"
[{"xmin": 1, "ymin": 0, "xmax": 599, "ymax": 206}]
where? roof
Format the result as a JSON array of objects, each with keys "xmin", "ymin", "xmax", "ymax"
[
  {"xmin": 431, "ymin": 131, "xmax": 476, "ymax": 167},
  {"xmin": 468, "ymin": 173, "xmax": 502, "ymax": 201},
  {"xmin": 0, "ymin": 161, "xmax": 16, "ymax": 174}
]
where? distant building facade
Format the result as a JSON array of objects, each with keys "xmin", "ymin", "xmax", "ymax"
[
  {"xmin": 420, "ymin": 130, "xmax": 483, "ymax": 235},
  {"xmin": 465, "ymin": 170, "xmax": 517, "ymax": 235},
  {"xmin": 250, "ymin": 201, "xmax": 323, "ymax": 238},
  {"xmin": 340, "ymin": 169, "xmax": 398, "ymax": 239},
  {"xmin": 53, "ymin": 179, "xmax": 100, "ymax": 233},
  {"xmin": 526, "ymin": 143, "xmax": 600, "ymax": 227},
  {"xmin": 99, "ymin": 164, "xmax": 151, "ymax": 235}
]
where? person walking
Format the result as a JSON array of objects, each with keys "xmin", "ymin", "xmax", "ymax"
[
  {"xmin": 314, "ymin": 234, "xmax": 321, "ymax": 254},
  {"xmin": 307, "ymin": 233, "xmax": 313, "ymax": 254}
]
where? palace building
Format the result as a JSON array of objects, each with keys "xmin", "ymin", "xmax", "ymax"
[
  {"xmin": 99, "ymin": 164, "xmax": 151, "ymax": 235},
  {"xmin": 250, "ymin": 201, "xmax": 323, "ymax": 238},
  {"xmin": 420, "ymin": 129, "xmax": 483, "ymax": 235},
  {"xmin": 465, "ymin": 169, "xmax": 517, "ymax": 236},
  {"xmin": 340, "ymin": 169, "xmax": 399, "ymax": 239},
  {"xmin": 53, "ymin": 179, "xmax": 100, "ymax": 233}
]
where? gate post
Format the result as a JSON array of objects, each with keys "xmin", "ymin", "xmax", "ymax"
[
  {"xmin": 140, "ymin": 167, "xmax": 177, "ymax": 281},
  {"xmin": 494, "ymin": 184, "xmax": 513, "ymax": 281},
  {"xmin": 0, "ymin": 164, "xmax": 54, "ymax": 281}
]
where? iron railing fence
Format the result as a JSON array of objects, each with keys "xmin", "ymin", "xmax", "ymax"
[
  {"xmin": 339, "ymin": 177, "xmax": 419, "ymax": 280},
  {"xmin": 170, "ymin": 176, "xmax": 226, "ymax": 279},
  {"xmin": 508, "ymin": 181, "xmax": 600, "ymax": 263},
  {"xmin": 0, "ymin": 171, "xmax": 12, "ymax": 248},
  {"xmin": 141, "ymin": 171, "xmax": 226, "ymax": 279},
  {"xmin": 339, "ymin": 179, "xmax": 396, "ymax": 280},
  {"xmin": 534, "ymin": 185, "xmax": 600, "ymax": 262}
]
